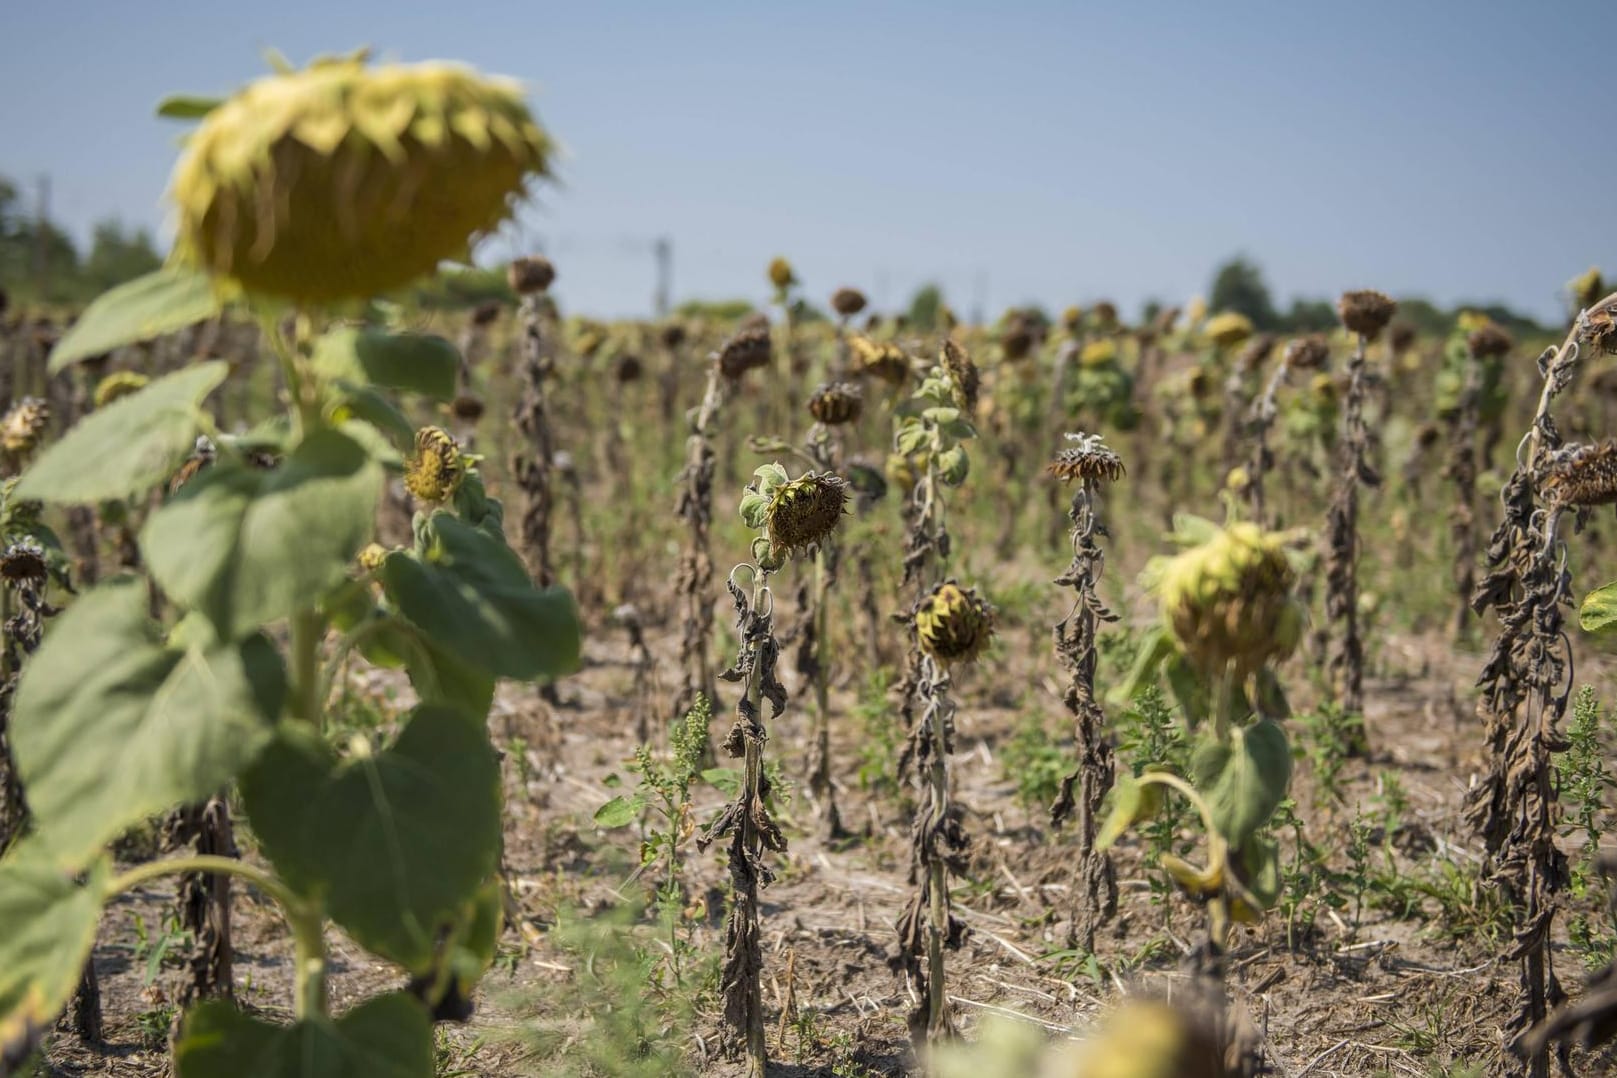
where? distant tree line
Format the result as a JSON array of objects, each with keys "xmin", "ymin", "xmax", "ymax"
[{"xmin": 0, "ymin": 175, "xmax": 163, "ymax": 308}]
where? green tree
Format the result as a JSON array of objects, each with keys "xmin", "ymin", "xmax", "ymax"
[
  {"xmin": 1208, "ymin": 256, "xmax": 1279, "ymax": 330},
  {"xmin": 907, "ymin": 282, "xmax": 944, "ymax": 331},
  {"xmin": 1281, "ymin": 298, "xmax": 1337, "ymax": 332},
  {"xmin": 81, "ymin": 222, "xmax": 162, "ymax": 295}
]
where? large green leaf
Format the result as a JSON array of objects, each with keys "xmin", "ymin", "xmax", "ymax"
[
  {"xmin": 310, "ymin": 328, "xmax": 459, "ymax": 400},
  {"xmin": 382, "ymin": 512, "xmax": 580, "ymax": 681},
  {"xmin": 1580, "ymin": 581, "xmax": 1617, "ymax": 636},
  {"xmin": 15, "ymin": 362, "xmax": 229, "ymax": 503},
  {"xmin": 174, "ymin": 993, "xmax": 432, "ymax": 1078},
  {"xmin": 1190, "ymin": 720, "xmax": 1291, "ymax": 851},
  {"xmin": 241, "ymin": 706, "xmax": 501, "ymax": 972},
  {"xmin": 12, "ymin": 579, "xmax": 281, "ymax": 870},
  {"xmin": 142, "ymin": 429, "xmax": 383, "ymax": 640},
  {"xmin": 0, "ymin": 846, "xmax": 110, "ymax": 1066},
  {"xmin": 49, "ymin": 268, "xmax": 222, "ymax": 373}
]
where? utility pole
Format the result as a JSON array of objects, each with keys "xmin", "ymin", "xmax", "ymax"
[{"xmin": 653, "ymin": 236, "xmax": 671, "ymax": 318}]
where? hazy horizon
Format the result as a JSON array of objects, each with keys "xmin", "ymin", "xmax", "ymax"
[{"xmin": 3, "ymin": 1, "xmax": 1612, "ymax": 323}]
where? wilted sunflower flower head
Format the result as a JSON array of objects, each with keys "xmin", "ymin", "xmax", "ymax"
[
  {"xmin": 1541, "ymin": 441, "xmax": 1617, "ymax": 511},
  {"xmin": 850, "ymin": 335, "xmax": 911, "ymax": 386},
  {"xmin": 940, "ymin": 338, "xmax": 980, "ymax": 412},
  {"xmin": 915, "ymin": 581, "xmax": 996, "ymax": 667},
  {"xmin": 1580, "ymin": 294, "xmax": 1617, "ymax": 357},
  {"xmin": 1054, "ymin": 998, "xmax": 1230, "ymax": 1078},
  {"xmin": 1465, "ymin": 322, "xmax": 1513, "ymax": 360},
  {"xmin": 404, "ymin": 425, "xmax": 464, "ymax": 503},
  {"xmin": 1146, "ymin": 517, "xmax": 1306, "ymax": 678},
  {"xmin": 1079, "ymin": 337, "xmax": 1119, "ymax": 368},
  {"xmin": 93, "ymin": 371, "xmax": 151, "ymax": 409},
  {"xmin": 170, "ymin": 50, "xmax": 552, "ymax": 303},
  {"xmin": 717, "ymin": 326, "xmax": 773, "ymax": 380},
  {"xmin": 1048, "ymin": 431, "xmax": 1124, "ymax": 484},
  {"xmin": 1337, "ymin": 290, "xmax": 1398, "ymax": 340},
  {"xmin": 0, "ymin": 397, "xmax": 50, "ymax": 456},
  {"xmin": 0, "ymin": 536, "xmax": 49, "ymax": 587},
  {"xmin": 767, "ymin": 256, "xmax": 797, "ymax": 291},
  {"xmin": 1571, "ymin": 267, "xmax": 1605, "ymax": 311},
  {"xmin": 807, "ymin": 381, "xmax": 863, "ymax": 425},
  {"xmin": 830, "ymin": 286, "xmax": 868, "ymax": 318},
  {"xmin": 1203, "ymin": 311, "xmax": 1253, "ymax": 350},
  {"xmin": 739, "ymin": 463, "xmax": 847, "ymax": 560}
]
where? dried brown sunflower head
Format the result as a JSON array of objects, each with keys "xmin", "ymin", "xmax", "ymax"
[
  {"xmin": 450, "ymin": 394, "xmax": 486, "ymax": 422},
  {"xmin": 470, "ymin": 300, "xmax": 502, "ymax": 327},
  {"xmin": 1047, "ymin": 431, "xmax": 1124, "ymax": 485},
  {"xmin": 508, "ymin": 255, "xmax": 556, "ymax": 295},
  {"xmin": 807, "ymin": 381, "xmax": 863, "ymax": 425},
  {"xmin": 717, "ymin": 326, "xmax": 772, "ymax": 380},
  {"xmin": 1581, "ymin": 297, "xmax": 1617, "ymax": 356},
  {"xmin": 0, "ymin": 398, "xmax": 50, "ymax": 456},
  {"xmin": 765, "ymin": 471, "xmax": 847, "ymax": 555},
  {"xmin": 405, "ymin": 426, "xmax": 464, "ymax": 503},
  {"xmin": 1000, "ymin": 316, "xmax": 1035, "ymax": 362},
  {"xmin": 830, "ymin": 287, "xmax": 868, "ymax": 318},
  {"xmin": 1416, "ymin": 421, "xmax": 1442, "ymax": 449},
  {"xmin": 1091, "ymin": 301, "xmax": 1119, "ymax": 331},
  {"xmin": 0, "ymin": 537, "xmax": 48, "ymax": 586},
  {"xmin": 915, "ymin": 581, "xmax": 995, "ymax": 667},
  {"xmin": 614, "ymin": 353, "xmax": 644, "ymax": 383},
  {"xmin": 1283, "ymin": 335, "xmax": 1330, "ymax": 370},
  {"xmin": 941, "ymin": 338, "xmax": 980, "ymax": 412},
  {"xmin": 1337, "ymin": 290, "xmax": 1398, "ymax": 339},
  {"xmin": 850, "ymin": 336, "xmax": 911, "ymax": 386},
  {"xmin": 1236, "ymin": 333, "xmax": 1276, "ymax": 372},
  {"xmin": 1389, "ymin": 322, "xmax": 1417, "ymax": 355},
  {"xmin": 1061, "ymin": 305, "xmax": 1084, "ymax": 333},
  {"xmin": 1542, "ymin": 441, "xmax": 1617, "ymax": 510},
  {"xmin": 1466, "ymin": 323, "xmax": 1513, "ymax": 360},
  {"xmin": 659, "ymin": 322, "xmax": 687, "ymax": 350}
]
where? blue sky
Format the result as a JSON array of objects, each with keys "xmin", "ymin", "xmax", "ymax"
[{"xmin": 3, "ymin": 1, "xmax": 1612, "ymax": 323}]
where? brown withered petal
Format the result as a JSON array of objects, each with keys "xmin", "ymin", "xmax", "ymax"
[
  {"xmin": 1466, "ymin": 324, "xmax": 1513, "ymax": 360},
  {"xmin": 1542, "ymin": 441, "xmax": 1617, "ymax": 509},
  {"xmin": 1337, "ymin": 290, "xmax": 1398, "ymax": 339},
  {"xmin": 830, "ymin": 287, "xmax": 868, "ymax": 317},
  {"xmin": 1283, "ymin": 335, "xmax": 1331, "ymax": 370},
  {"xmin": 507, "ymin": 255, "xmax": 556, "ymax": 295},
  {"xmin": 717, "ymin": 327, "xmax": 772, "ymax": 379}
]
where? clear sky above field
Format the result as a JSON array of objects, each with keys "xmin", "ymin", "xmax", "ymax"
[{"xmin": 3, "ymin": 1, "xmax": 1612, "ymax": 323}]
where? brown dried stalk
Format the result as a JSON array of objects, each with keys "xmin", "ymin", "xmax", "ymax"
[
  {"xmin": 1446, "ymin": 343, "xmax": 1483, "ymax": 640},
  {"xmin": 674, "ymin": 361, "xmax": 727, "ymax": 719},
  {"xmin": 511, "ymin": 292, "xmax": 557, "ymax": 588},
  {"xmin": 1469, "ymin": 301, "xmax": 1617, "ymax": 1075},
  {"xmin": 699, "ymin": 565, "xmax": 787, "ymax": 1078},
  {"xmin": 1047, "ymin": 434, "xmax": 1124, "ymax": 953}
]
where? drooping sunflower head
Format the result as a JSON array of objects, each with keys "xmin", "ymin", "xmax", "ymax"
[
  {"xmin": 1149, "ymin": 520, "xmax": 1305, "ymax": 677},
  {"xmin": 1465, "ymin": 323, "xmax": 1513, "ymax": 360},
  {"xmin": 404, "ymin": 425, "xmax": 464, "ymax": 503},
  {"xmin": 830, "ymin": 287, "xmax": 868, "ymax": 318},
  {"xmin": 1542, "ymin": 441, "xmax": 1617, "ymax": 511},
  {"xmin": 1047, "ymin": 431, "xmax": 1124, "ymax": 485},
  {"xmin": 508, "ymin": 255, "xmax": 556, "ymax": 296},
  {"xmin": 717, "ymin": 326, "xmax": 773, "ymax": 380},
  {"xmin": 764, "ymin": 471, "xmax": 847, "ymax": 556},
  {"xmin": 1580, "ymin": 296, "xmax": 1617, "ymax": 357},
  {"xmin": 915, "ymin": 581, "xmax": 996, "ymax": 667},
  {"xmin": 1283, "ymin": 335, "xmax": 1330, "ymax": 371},
  {"xmin": 767, "ymin": 256, "xmax": 796, "ymax": 291},
  {"xmin": 0, "ymin": 398, "xmax": 50, "ymax": 456},
  {"xmin": 850, "ymin": 336, "xmax": 911, "ymax": 386},
  {"xmin": 940, "ymin": 338, "xmax": 980, "ymax": 412},
  {"xmin": 1079, "ymin": 338, "xmax": 1119, "ymax": 369},
  {"xmin": 1571, "ymin": 267, "xmax": 1605, "ymax": 311},
  {"xmin": 807, "ymin": 381, "xmax": 863, "ymax": 425},
  {"xmin": 1337, "ymin": 290, "xmax": 1398, "ymax": 340},
  {"xmin": 171, "ymin": 51, "xmax": 552, "ymax": 303},
  {"xmin": 1203, "ymin": 311, "xmax": 1253, "ymax": 350},
  {"xmin": 93, "ymin": 371, "xmax": 151, "ymax": 409},
  {"xmin": 0, "ymin": 536, "xmax": 48, "ymax": 586}
]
